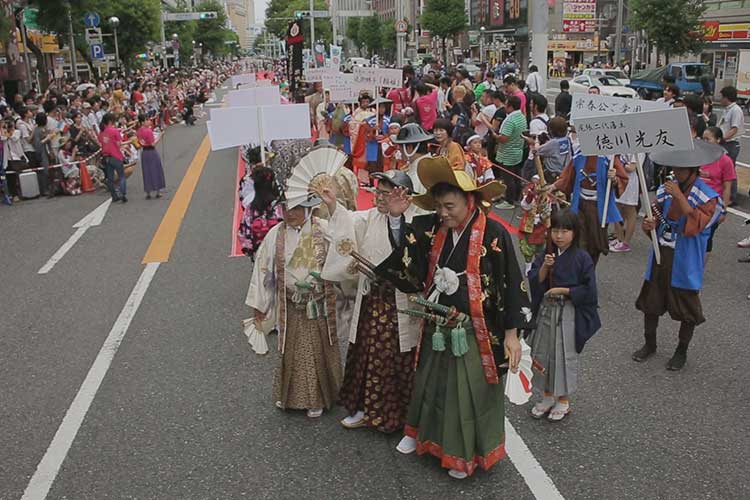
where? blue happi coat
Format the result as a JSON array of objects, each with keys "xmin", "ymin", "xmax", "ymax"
[
  {"xmin": 645, "ymin": 178, "xmax": 723, "ymax": 291},
  {"xmin": 569, "ymin": 154, "xmax": 623, "ymax": 225}
]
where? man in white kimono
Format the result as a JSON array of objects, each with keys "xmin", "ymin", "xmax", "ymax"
[
  {"xmin": 318, "ymin": 170, "xmax": 421, "ymax": 432},
  {"xmin": 246, "ymin": 191, "xmax": 353, "ymax": 418}
]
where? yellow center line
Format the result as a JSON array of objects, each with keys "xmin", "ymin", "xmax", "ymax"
[{"xmin": 142, "ymin": 135, "xmax": 211, "ymax": 263}]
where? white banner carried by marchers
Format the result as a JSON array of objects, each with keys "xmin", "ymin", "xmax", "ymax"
[
  {"xmin": 226, "ymin": 86, "xmax": 281, "ymax": 107},
  {"xmin": 353, "ymin": 66, "xmax": 403, "ymax": 88},
  {"xmin": 304, "ymin": 67, "xmax": 341, "ymax": 82},
  {"xmin": 231, "ymin": 73, "xmax": 256, "ymax": 87},
  {"xmin": 575, "ymin": 107, "xmax": 694, "ymax": 157},
  {"xmin": 207, "ymin": 103, "xmax": 311, "ymax": 151},
  {"xmin": 570, "ymin": 93, "xmax": 668, "ymax": 120},
  {"xmin": 325, "ymin": 74, "xmax": 354, "ymax": 102}
]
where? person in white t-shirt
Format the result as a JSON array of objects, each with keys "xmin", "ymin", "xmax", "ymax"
[
  {"xmin": 525, "ymin": 65, "xmax": 545, "ymax": 94},
  {"xmin": 521, "ymin": 93, "xmax": 549, "ymax": 180},
  {"xmin": 473, "ymin": 89, "xmax": 497, "ymax": 138}
]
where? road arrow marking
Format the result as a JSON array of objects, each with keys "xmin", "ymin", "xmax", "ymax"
[{"xmin": 38, "ymin": 199, "xmax": 112, "ymax": 274}]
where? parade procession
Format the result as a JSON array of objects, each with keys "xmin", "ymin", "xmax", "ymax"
[{"xmin": 2, "ymin": 0, "xmax": 750, "ymax": 498}]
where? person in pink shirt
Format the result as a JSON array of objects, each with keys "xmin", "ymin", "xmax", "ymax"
[
  {"xmin": 137, "ymin": 114, "xmax": 166, "ymax": 199},
  {"xmin": 98, "ymin": 112, "xmax": 127, "ymax": 202},
  {"xmin": 701, "ymin": 126, "xmax": 736, "ymax": 254},
  {"xmin": 503, "ymin": 75, "xmax": 527, "ymax": 116},
  {"xmin": 414, "ymin": 82, "xmax": 438, "ymax": 131}
]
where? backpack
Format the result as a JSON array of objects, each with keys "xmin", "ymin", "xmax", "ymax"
[{"xmin": 451, "ymin": 103, "xmax": 473, "ymax": 142}]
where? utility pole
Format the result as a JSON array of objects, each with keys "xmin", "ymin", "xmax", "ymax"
[
  {"xmin": 17, "ymin": 10, "xmax": 33, "ymax": 90},
  {"xmin": 331, "ymin": 0, "xmax": 337, "ymax": 47},
  {"xmin": 160, "ymin": 4, "xmax": 167, "ymax": 69},
  {"xmin": 614, "ymin": 0, "xmax": 624, "ymax": 66},
  {"xmin": 309, "ymin": 0, "xmax": 315, "ymax": 54},
  {"xmin": 67, "ymin": 3, "xmax": 78, "ymax": 81},
  {"xmin": 530, "ymin": 0, "xmax": 548, "ymax": 89}
]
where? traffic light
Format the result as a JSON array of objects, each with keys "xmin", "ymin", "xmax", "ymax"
[
  {"xmin": 199, "ymin": 12, "xmax": 217, "ymax": 19},
  {"xmin": 295, "ymin": 11, "xmax": 311, "ymax": 19}
]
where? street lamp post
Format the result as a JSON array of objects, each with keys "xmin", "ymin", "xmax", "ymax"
[
  {"xmin": 480, "ymin": 26, "xmax": 485, "ymax": 64},
  {"xmin": 109, "ymin": 16, "xmax": 120, "ymax": 72}
]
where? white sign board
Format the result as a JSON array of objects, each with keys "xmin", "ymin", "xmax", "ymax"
[
  {"xmin": 576, "ymin": 108, "xmax": 694, "ymax": 157},
  {"xmin": 231, "ymin": 73, "xmax": 257, "ymax": 87},
  {"xmin": 324, "ymin": 74, "xmax": 357, "ymax": 102},
  {"xmin": 226, "ymin": 86, "xmax": 281, "ymax": 107},
  {"xmin": 571, "ymin": 93, "xmax": 668, "ymax": 120},
  {"xmin": 353, "ymin": 66, "xmax": 403, "ymax": 88},
  {"xmin": 207, "ymin": 104, "xmax": 311, "ymax": 151},
  {"xmin": 304, "ymin": 67, "xmax": 340, "ymax": 82}
]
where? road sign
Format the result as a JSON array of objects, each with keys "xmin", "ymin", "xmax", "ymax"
[
  {"xmin": 395, "ymin": 19, "xmax": 408, "ymax": 33},
  {"xmin": 90, "ymin": 44, "xmax": 105, "ymax": 60},
  {"xmin": 85, "ymin": 27, "xmax": 103, "ymax": 45},
  {"xmin": 337, "ymin": 10, "xmax": 373, "ymax": 17},
  {"xmin": 83, "ymin": 12, "xmax": 100, "ymax": 28},
  {"xmin": 163, "ymin": 11, "xmax": 217, "ymax": 21},
  {"xmin": 23, "ymin": 7, "xmax": 40, "ymax": 30},
  {"xmin": 294, "ymin": 10, "xmax": 330, "ymax": 18}
]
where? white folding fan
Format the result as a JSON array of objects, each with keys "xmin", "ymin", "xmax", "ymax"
[
  {"xmin": 504, "ymin": 338, "xmax": 534, "ymax": 405},
  {"xmin": 285, "ymin": 146, "xmax": 348, "ymax": 208}
]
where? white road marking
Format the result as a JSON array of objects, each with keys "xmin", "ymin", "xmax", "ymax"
[
  {"xmin": 506, "ymin": 418, "xmax": 566, "ymax": 499},
  {"xmin": 21, "ymin": 262, "xmax": 161, "ymax": 500},
  {"xmin": 737, "ymin": 161, "xmax": 750, "ymax": 168},
  {"xmin": 728, "ymin": 206, "xmax": 750, "ymax": 219},
  {"xmin": 38, "ymin": 199, "xmax": 112, "ymax": 274}
]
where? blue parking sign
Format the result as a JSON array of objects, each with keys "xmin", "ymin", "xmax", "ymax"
[{"xmin": 90, "ymin": 44, "xmax": 104, "ymax": 60}]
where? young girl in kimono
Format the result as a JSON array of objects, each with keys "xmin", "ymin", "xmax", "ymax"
[{"xmin": 527, "ymin": 209, "xmax": 601, "ymax": 422}]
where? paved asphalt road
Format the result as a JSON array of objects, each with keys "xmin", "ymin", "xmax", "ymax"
[{"xmin": 2, "ymin": 84, "xmax": 749, "ymax": 500}]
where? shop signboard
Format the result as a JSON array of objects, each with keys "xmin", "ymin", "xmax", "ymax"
[{"xmin": 563, "ymin": 0, "xmax": 596, "ymax": 33}]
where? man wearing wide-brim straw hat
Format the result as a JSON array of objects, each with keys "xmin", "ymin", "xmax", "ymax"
[
  {"xmin": 372, "ymin": 156, "xmax": 530, "ymax": 479},
  {"xmin": 633, "ymin": 139, "xmax": 725, "ymax": 371}
]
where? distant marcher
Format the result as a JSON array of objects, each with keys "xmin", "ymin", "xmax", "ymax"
[
  {"xmin": 137, "ymin": 114, "xmax": 166, "ymax": 199},
  {"xmin": 99, "ymin": 112, "xmax": 127, "ymax": 202}
]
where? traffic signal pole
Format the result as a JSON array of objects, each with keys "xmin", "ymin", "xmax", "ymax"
[{"xmin": 309, "ymin": 0, "xmax": 315, "ymax": 51}]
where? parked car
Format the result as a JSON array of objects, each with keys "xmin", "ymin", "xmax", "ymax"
[
  {"xmin": 582, "ymin": 68, "xmax": 631, "ymax": 86},
  {"xmin": 569, "ymin": 75, "xmax": 638, "ymax": 98},
  {"xmin": 457, "ymin": 63, "xmax": 481, "ymax": 75},
  {"xmin": 344, "ymin": 57, "xmax": 370, "ymax": 72}
]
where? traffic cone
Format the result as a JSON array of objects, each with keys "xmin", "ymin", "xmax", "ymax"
[{"xmin": 79, "ymin": 159, "xmax": 95, "ymax": 193}]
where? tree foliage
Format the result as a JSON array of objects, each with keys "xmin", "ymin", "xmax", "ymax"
[
  {"xmin": 264, "ymin": 0, "xmax": 332, "ymax": 49},
  {"xmin": 628, "ymin": 0, "xmax": 706, "ymax": 62},
  {"xmin": 29, "ymin": 0, "xmax": 160, "ymax": 77},
  {"xmin": 359, "ymin": 16, "xmax": 381, "ymax": 57},
  {"xmin": 421, "ymin": 0, "xmax": 467, "ymax": 61},
  {"xmin": 192, "ymin": 0, "xmax": 237, "ymax": 57},
  {"xmin": 346, "ymin": 17, "xmax": 362, "ymax": 54},
  {"xmin": 380, "ymin": 21, "xmax": 397, "ymax": 61}
]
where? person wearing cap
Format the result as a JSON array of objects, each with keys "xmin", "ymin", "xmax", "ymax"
[
  {"xmin": 463, "ymin": 134, "xmax": 494, "ymax": 183},
  {"xmin": 373, "ymin": 157, "xmax": 528, "ymax": 479},
  {"xmin": 552, "ymin": 153, "xmax": 629, "ymax": 266},
  {"xmin": 318, "ymin": 169, "xmax": 421, "ymax": 433},
  {"xmin": 392, "ymin": 122, "xmax": 435, "ymax": 196},
  {"xmin": 246, "ymin": 189, "xmax": 343, "ymax": 418},
  {"xmin": 633, "ymin": 140, "xmax": 725, "ymax": 371}
]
